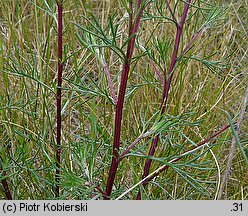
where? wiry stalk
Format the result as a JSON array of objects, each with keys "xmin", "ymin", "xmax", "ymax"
[
  {"xmin": 143, "ymin": 124, "xmax": 231, "ymax": 184},
  {"xmin": 104, "ymin": 0, "xmax": 145, "ymax": 199},
  {"xmin": 102, "ymin": 57, "xmax": 117, "ymax": 104},
  {"xmin": 218, "ymin": 84, "xmax": 248, "ymax": 199},
  {"xmin": 116, "ymin": 123, "xmax": 231, "ymax": 200},
  {"xmin": 137, "ymin": 0, "xmax": 192, "ymax": 199},
  {"xmin": 0, "ymin": 156, "xmax": 12, "ymax": 200},
  {"xmin": 55, "ymin": 2, "xmax": 63, "ymax": 197}
]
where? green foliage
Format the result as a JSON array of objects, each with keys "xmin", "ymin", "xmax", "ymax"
[{"xmin": 0, "ymin": 0, "xmax": 247, "ymax": 200}]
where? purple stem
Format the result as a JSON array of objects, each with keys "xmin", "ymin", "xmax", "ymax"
[
  {"xmin": 1, "ymin": 177, "xmax": 12, "ymax": 200},
  {"xmin": 55, "ymin": 3, "xmax": 63, "ymax": 197},
  {"xmin": 104, "ymin": 0, "xmax": 145, "ymax": 199},
  {"xmin": 141, "ymin": 123, "xmax": 231, "ymax": 185},
  {"xmin": 0, "ymin": 158, "xmax": 12, "ymax": 199},
  {"xmin": 119, "ymin": 131, "xmax": 151, "ymax": 161},
  {"xmin": 164, "ymin": 0, "xmax": 178, "ymax": 25},
  {"xmin": 102, "ymin": 58, "xmax": 117, "ymax": 104},
  {"xmin": 149, "ymin": 59, "xmax": 165, "ymax": 85},
  {"xmin": 180, "ymin": 29, "xmax": 203, "ymax": 57},
  {"xmin": 137, "ymin": 0, "xmax": 192, "ymax": 199}
]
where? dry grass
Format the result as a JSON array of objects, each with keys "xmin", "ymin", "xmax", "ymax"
[{"xmin": 0, "ymin": 0, "xmax": 247, "ymax": 199}]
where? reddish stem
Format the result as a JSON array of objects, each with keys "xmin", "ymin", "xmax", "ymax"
[
  {"xmin": 102, "ymin": 58, "xmax": 117, "ymax": 104},
  {"xmin": 0, "ymin": 158, "xmax": 12, "ymax": 200},
  {"xmin": 137, "ymin": 0, "xmax": 192, "ymax": 199},
  {"xmin": 180, "ymin": 29, "xmax": 203, "ymax": 57},
  {"xmin": 55, "ymin": 3, "xmax": 63, "ymax": 197},
  {"xmin": 137, "ymin": 123, "xmax": 230, "ymax": 199},
  {"xmin": 143, "ymin": 123, "xmax": 231, "ymax": 185},
  {"xmin": 164, "ymin": 0, "xmax": 178, "ymax": 25},
  {"xmin": 149, "ymin": 59, "xmax": 164, "ymax": 85},
  {"xmin": 119, "ymin": 131, "xmax": 151, "ymax": 161},
  {"xmin": 104, "ymin": 0, "xmax": 145, "ymax": 199}
]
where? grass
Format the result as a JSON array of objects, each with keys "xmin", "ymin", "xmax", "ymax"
[{"xmin": 0, "ymin": 0, "xmax": 247, "ymax": 200}]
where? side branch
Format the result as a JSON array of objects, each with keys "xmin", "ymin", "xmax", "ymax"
[{"xmin": 116, "ymin": 123, "xmax": 231, "ymax": 200}]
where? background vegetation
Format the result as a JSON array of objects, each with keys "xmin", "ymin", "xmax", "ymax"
[{"xmin": 0, "ymin": 0, "xmax": 247, "ymax": 200}]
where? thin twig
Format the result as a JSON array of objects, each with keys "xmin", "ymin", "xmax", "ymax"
[
  {"xmin": 0, "ymin": 156, "xmax": 12, "ymax": 200},
  {"xmin": 55, "ymin": 2, "xmax": 63, "ymax": 197},
  {"xmin": 104, "ymin": 0, "xmax": 145, "ymax": 199},
  {"xmin": 102, "ymin": 57, "xmax": 117, "ymax": 104},
  {"xmin": 137, "ymin": 0, "xmax": 192, "ymax": 199},
  {"xmin": 116, "ymin": 123, "xmax": 231, "ymax": 200},
  {"xmin": 180, "ymin": 29, "xmax": 203, "ymax": 57},
  {"xmin": 164, "ymin": 0, "xmax": 178, "ymax": 25},
  {"xmin": 144, "ymin": 124, "xmax": 231, "ymax": 184},
  {"xmin": 218, "ymin": 84, "xmax": 248, "ymax": 199},
  {"xmin": 119, "ymin": 131, "xmax": 151, "ymax": 161},
  {"xmin": 149, "ymin": 59, "xmax": 165, "ymax": 85}
]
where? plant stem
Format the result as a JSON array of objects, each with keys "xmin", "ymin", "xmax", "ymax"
[
  {"xmin": 117, "ymin": 123, "xmax": 230, "ymax": 200},
  {"xmin": 137, "ymin": 0, "xmax": 192, "ymax": 199},
  {"xmin": 102, "ymin": 57, "xmax": 117, "ymax": 104},
  {"xmin": 55, "ymin": 3, "xmax": 63, "ymax": 197},
  {"xmin": 119, "ymin": 131, "xmax": 151, "ymax": 161},
  {"xmin": 180, "ymin": 29, "xmax": 203, "ymax": 58},
  {"xmin": 0, "ymin": 157, "xmax": 12, "ymax": 200},
  {"xmin": 104, "ymin": 0, "xmax": 145, "ymax": 199},
  {"xmin": 144, "ymin": 124, "xmax": 231, "ymax": 184},
  {"xmin": 164, "ymin": 0, "xmax": 178, "ymax": 25},
  {"xmin": 149, "ymin": 58, "xmax": 164, "ymax": 85},
  {"xmin": 0, "ymin": 174, "xmax": 12, "ymax": 200},
  {"xmin": 218, "ymin": 84, "xmax": 248, "ymax": 199}
]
